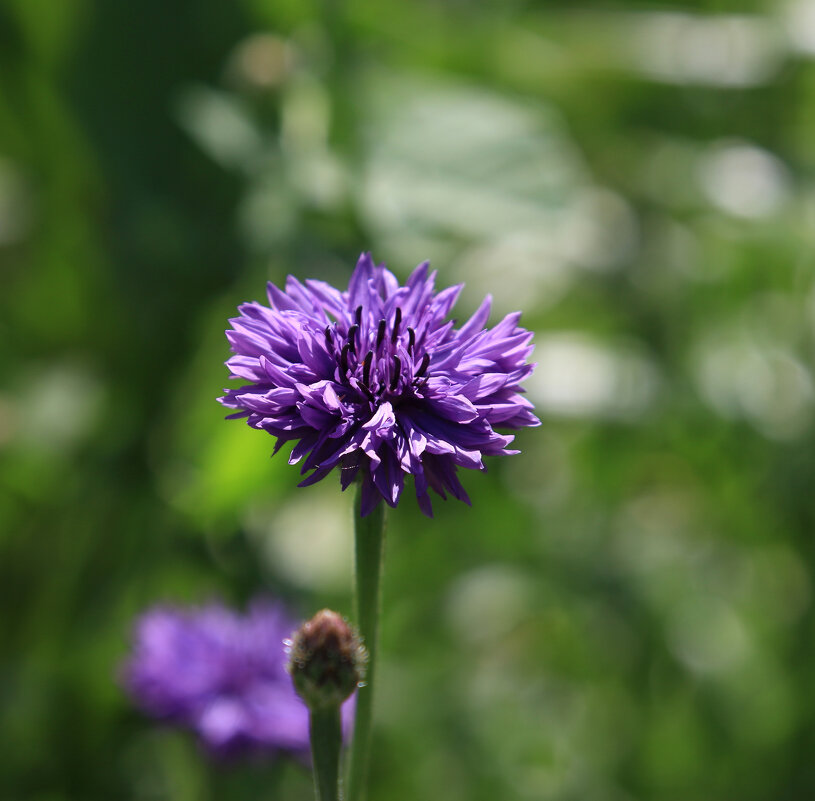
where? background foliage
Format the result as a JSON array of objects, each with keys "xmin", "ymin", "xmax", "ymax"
[{"xmin": 3, "ymin": 1, "xmax": 815, "ymax": 799}]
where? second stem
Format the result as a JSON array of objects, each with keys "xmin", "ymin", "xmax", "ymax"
[{"xmin": 310, "ymin": 706, "xmax": 342, "ymax": 801}]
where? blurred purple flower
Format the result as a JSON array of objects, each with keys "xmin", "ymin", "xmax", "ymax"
[
  {"xmin": 220, "ymin": 253, "xmax": 539, "ymax": 516},
  {"xmin": 123, "ymin": 600, "xmax": 354, "ymax": 756}
]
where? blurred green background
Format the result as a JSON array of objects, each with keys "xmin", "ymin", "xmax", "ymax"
[{"xmin": 3, "ymin": 0, "xmax": 815, "ymax": 799}]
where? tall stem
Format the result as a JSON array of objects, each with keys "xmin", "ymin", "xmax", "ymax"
[
  {"xmin": 346, "ymin": 486, "xmax": 386, "ymax": 801},
  {"xmin": 310, "ymin": 706, "xmax": 342, "ymax": 801}
]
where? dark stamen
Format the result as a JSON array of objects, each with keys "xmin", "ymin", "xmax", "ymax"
[
  {"xmin": 360, "ymin": 382, "xmax": 375, "ymax": 402},
  {"xmin": 355, "ymin": 305, "xmax": 363, "ymax": 326},
  {"xmin": 376, "ymin": 319, "xmax": 386, "ymax": 349},
  {"xmin": 324, "ymin": 325, "xmax": 332, "ymax": 350},
  {"xmin": 407, "ymin": 327, "xmax": 415, "ymax": 354},
  {"xmin": 389, "ymin": 355, "xmax": 401, "ymax": 391},
  {"xmin": 391, "ymin": 307, "xmax": 402, "ymax": 343},
  {"xmin": 347, "ymin": 324, "xmax": 358, "ymax": 354},
  {"xmin": 415, "ymin": 353, "xmax": 430, "ymax": 379},
  {"xmin": 361, "ymin": 350, "xmax": 373, "ymax": 386},
  {"xmin": 340, "ymin": 343, "xmax": 351, "ymax": 374}
]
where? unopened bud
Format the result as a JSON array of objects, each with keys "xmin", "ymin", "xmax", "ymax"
[{"xmin": 286, "ymin": 609, "xmax": 367, "ymax": 710}]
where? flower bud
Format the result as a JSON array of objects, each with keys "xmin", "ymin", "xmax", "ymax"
[{"xmin": 286, "ymin": 610, "xmax": 367, "ymax": 710}]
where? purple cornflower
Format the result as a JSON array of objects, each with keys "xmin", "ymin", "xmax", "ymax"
[
  {"xmin": 123, "ymin": 600, "xmax": 354, "ymax": 756},
  {"xmin": 220, "ymin": 253, "xmax": 539, "ymax": 516}
]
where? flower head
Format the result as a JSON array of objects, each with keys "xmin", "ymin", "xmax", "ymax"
[
  {"xmin": 220, "ymin": 253, "xmax": 539, "ymax": 516},
  {"xmin": 122, "ymin": 600, "xmax": 354, "ymax": 756}
]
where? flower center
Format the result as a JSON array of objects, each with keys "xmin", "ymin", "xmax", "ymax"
[{"xmin": 325, "ymin": 306, "xmax": 429, "ymax": 402}]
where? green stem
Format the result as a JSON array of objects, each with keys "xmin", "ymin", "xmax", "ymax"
[
  {"xmin": 310, "ymin": 706, "xmax": 343, "ymax": 801},
  {"xmin": 346, "ymin": 485, "xmax": 386, "ymax": 801}
]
